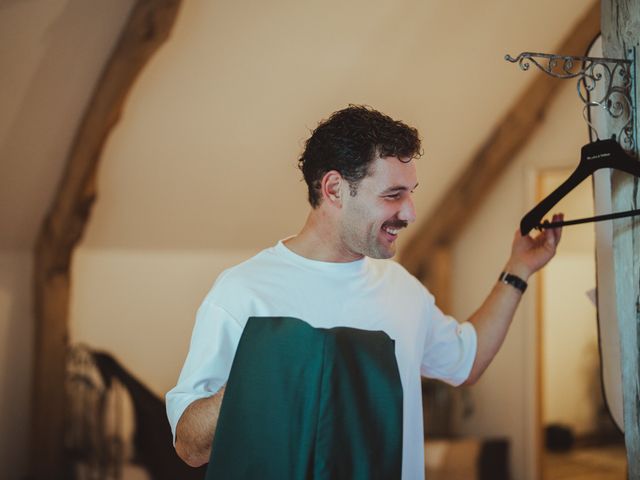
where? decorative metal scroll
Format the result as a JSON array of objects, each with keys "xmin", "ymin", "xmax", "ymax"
[{"xmin": 505, "ymin": 52, "xmax": 635, "ymax": 153}]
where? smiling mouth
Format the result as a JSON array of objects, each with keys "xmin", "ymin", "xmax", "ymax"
[
  {"xmin": 382, "ymin": 225, "xmax": 401, "ymax": 235},
  {"xmin": 382, "ymin": 220, "xmax": 408, "ymax": 236},
  {"xmin": 381, "ymin": 220, "xmax": 408, "ymax": 241}
]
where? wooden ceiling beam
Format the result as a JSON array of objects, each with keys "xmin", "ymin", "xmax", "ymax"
[
  {"xmin": 31, "ymin": 1, "xmax": 182, "ymax": 477},
  {"xmin": 399, "ymin": 1, "xmax": 600, "ymax": 284}
]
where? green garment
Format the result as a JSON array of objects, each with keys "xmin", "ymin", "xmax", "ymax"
[{"xmin": 205, "ymin": 316, "xmax": 404, "ymax": 480}]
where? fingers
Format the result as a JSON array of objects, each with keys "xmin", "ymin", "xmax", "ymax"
[
  {"xmin": 546, "ymin": 213, "xmax": 564, "ymax": 247},
  {"xmin": 553, "ymin": 213, "xmax": 563, "ymax": 245},
  {"xmin": 513, "ymin": 212, "xmax": 563, "ymax": 249}
]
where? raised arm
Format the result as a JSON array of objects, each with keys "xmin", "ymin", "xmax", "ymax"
[
  {"xmin": 175, "ymin": 386, "xmax": 226, "ymax": 467},
  {"xmin": 463, "ymin": 214, "xmax": 563, "ymax": 385}
]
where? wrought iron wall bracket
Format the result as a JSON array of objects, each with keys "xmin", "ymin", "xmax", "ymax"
[{"xmin": 505, "ymin": 51, "xmax": 636, "ymax": 154}]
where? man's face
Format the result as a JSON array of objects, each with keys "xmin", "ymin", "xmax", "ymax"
[{"xmin": 337, "ymin": 156, "xmax": 418, "ymax": 259}]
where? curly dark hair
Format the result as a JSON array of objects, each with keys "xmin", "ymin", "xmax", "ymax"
[{"xmin": 298, "ymin": 105, "xmax": 422, "ymax": 208}]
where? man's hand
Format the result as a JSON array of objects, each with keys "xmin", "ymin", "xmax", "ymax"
[
  {"xmin": 506, "ymin": 213, "xmax": 564, "ymax": 279},
  {"xmin": 463, "ymin": 213, "xmax": 563, "ymax": 385}
]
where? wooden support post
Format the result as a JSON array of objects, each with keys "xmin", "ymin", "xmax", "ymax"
[
  {"xmin": 30, "ymin": 1, "xmax": 182, "ymax": 477},
  {"xmin": 601, "ymin": 1, "xmax": 640, "ymax": 476},
  {"xmin": 420, "ymin": 245, "xmax": 453, "ymax": 313}
]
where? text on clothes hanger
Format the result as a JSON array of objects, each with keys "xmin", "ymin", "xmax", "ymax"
[{"xmin": 520, "ymin": 138, "xmax": 640, "ymax": 235}]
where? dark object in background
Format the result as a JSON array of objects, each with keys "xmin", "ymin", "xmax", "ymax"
[
  {"xmin": 66, "ymin": 345, "xmax": 206, "ymax": 480},
  {"xmin": 422, "ymin": 379, "xmax": 454, "ymax": 438},
  {"xmin": 478, "ymin": 439, "xmax": 510, "ymax": 480},
  {"xmin": 545, "ymin": 424, "xmax": 575, "ymax": 452},
  {"xmin": 92, "ymin": 351, "xmax": 207, "ymax": 480}
]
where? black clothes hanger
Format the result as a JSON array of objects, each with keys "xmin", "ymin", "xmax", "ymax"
[{"xmin": 520, "ymin": 138, "xmax": 640, "ymax": 235}]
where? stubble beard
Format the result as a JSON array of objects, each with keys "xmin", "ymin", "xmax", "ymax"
[
  {"xmin": 366, "ymin": 226, "xmax": 396, "ymax": 259},
  {"xmin": 350, "ymin": 224, "xmax": 395, "ymax": 260}
]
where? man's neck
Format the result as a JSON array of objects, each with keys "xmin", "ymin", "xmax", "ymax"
[{"xmin": 284, "ymin": 211, "xmax": 364, "ymax": 263}]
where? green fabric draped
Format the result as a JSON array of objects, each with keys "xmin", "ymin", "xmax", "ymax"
[{"xmin": 205, "ymin": 316, "xmax": 403, "ymax": 480}]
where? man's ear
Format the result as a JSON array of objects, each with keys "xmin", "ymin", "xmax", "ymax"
[{"xmin": 320, "ymin": 170, "xmax": 344, "ymax": 207}]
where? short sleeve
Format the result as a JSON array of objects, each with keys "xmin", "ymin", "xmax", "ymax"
[
  {"xmin": 165, "ymin": 300, "xmax": 243, "ymax": 442},
  {"xmin": 420, "ymin": 292, "xmax": 477, "ymax": 386}
]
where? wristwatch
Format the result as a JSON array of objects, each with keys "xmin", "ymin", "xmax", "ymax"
[{"xmin": 498, "ymin": 271, "xmax": 528, "ymax": 293}]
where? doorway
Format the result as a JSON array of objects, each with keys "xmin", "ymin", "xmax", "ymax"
[{"xmin": 537, "ymin": 168, "xmax": 626, "ymax": 479}]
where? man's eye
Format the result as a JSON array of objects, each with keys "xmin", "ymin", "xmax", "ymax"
[{"xmin": 385, "ymin": 194, "xmax": 400, "ymax": 200}]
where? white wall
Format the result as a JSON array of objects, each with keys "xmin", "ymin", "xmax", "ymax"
[
  {"xmin": 80, "ymin": 0, "xmax": 592, "ymax": 252},
  {"xmin": 70, "ymin": 248, "xmax": 259, "ymax": 396},
  {"xmin": 543, "ymin": 254, "xmax": 599, "ymax": 434},
  {"xmin": 450, "ymin": 77, "xmax": 590, "ymax": 480},
  {"xmin": 0, "ymin": 0, "xmax": 134, "ymax": 249},
  {"xmin": 538, "ymin": 170, "xmax": 600, "ymax": 436},
  {"xmin": 0, "ymin": 251, "xmax": 33, "ymax": 480}
]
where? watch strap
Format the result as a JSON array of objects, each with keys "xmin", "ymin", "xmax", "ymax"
[{"xmin": 498, "ymin": 271, "xmax": 528, "ymax": 293}]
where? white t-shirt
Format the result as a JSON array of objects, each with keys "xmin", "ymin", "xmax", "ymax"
[{"xmin": 166, "ymin": 240, "xmax": 477, "ymax": 480}]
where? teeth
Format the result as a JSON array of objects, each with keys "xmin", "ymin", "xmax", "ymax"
[{"xmin": 383, "ymin": 227, "xmax": 399, "ymax": 235}]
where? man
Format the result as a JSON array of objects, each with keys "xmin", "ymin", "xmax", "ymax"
[{"xmin": 166, "ymin": 105, "xmax": 562, "ymax": 478}]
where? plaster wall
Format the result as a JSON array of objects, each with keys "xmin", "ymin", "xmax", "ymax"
[
  {"xmin": 69, "ymin": 248, "xmax": 259, "ymax": 396},
  {"xmin": 0, "ymin": 251, "xmax": 33, "ymax": 480},
  {"xmin": 0, "ymin": 0, "xmax": 134, "ymax": 249},
  {"xmin": 451, "ymin": 78, "xmax": 591, "ymax": 480},
  {"xmin": 80, "ymin": 0, "xmax": 593, "ymax": 252},
  {"xmin": 539, "ymin": 170, "xmax": 600, "ymax": 436},
  {"xmin": 543, "ymin": 253, "xmax": 599, "ymax": 435}
]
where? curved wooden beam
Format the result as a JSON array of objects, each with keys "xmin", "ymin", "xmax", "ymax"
[
  {"xmin": 399, "ymin": 1, "xmax": 600, "ymax": 298},
  {"xmin": 31, "ymin": 0, "xmax": 182, "ymax": 476}
]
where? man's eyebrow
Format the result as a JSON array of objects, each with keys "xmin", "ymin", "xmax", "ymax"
[{"xmin": 381, "ymin": 182, "xmax": 419, "ymax": 194}]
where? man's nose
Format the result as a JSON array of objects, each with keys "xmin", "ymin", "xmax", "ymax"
[{"xmin": 399, "ymin": 196, "xmax": 416, "ymax": 224}]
